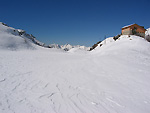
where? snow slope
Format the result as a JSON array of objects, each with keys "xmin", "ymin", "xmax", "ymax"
[
  {"xmin": 0, "ymin": 22, "xmax": 46, "ymax": 50},
  {"xmin": 0, "ymin": 32, "xmax": 34, "ymax": 50},
  {"xmin": 0, "ymin": 34, "xmax": 150, "ymax": 113}
]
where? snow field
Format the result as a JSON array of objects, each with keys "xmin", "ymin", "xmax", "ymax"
[{"xmin": 0, "ymin": 35, "xmax": 150, "ymax": 113}]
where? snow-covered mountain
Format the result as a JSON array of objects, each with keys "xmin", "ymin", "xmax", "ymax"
[
  {"xmin": 61, "ymin": 44, "xmax": 90, "ymax": 51},
  {"xmin": 61, "ymin": 44, "xmax": 75, "ymax": 51},
  {"xmin": 49, "ymin": 43, "xmax": 90, "ymax": 51},
  {"xmin": 0, "ymin": 22, "xmax": 37, "ymax": 50},
  {"xmin": 49, "ymin": 44, "xmax": 61, "ymax": 49},
  {"xmin": 0, "ymin": 22, "xmax": 46, "ymax": 49}
]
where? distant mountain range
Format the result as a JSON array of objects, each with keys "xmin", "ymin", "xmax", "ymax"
[{"xmin": 49, "ymin": 43, "xmax": 90, "ymax": 51}]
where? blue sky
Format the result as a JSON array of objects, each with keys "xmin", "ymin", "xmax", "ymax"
[{"xmin": 0, "ymin": 0, "xmax": 149, "ymax": 46}]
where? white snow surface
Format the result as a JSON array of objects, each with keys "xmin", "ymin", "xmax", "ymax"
[
  {"xmin": 61, "ymin": 44, "xmax": 90, "ymax": 51},
  {"xmin": 0, "ymin": 23, "xmax": 36, "ymax": 50},
  {"xmin": 122, "ymin": 23, "xmax": 135, "ymax": 28},
  {"xmin": 145, "ymin": 28, "xmax": 150, "ymax": 42},
  {"xmin": 145, "ymin": 28, "xmax": 150, "ymax": 36},
  {"xmin": 0, "ymin": 26, "xmax": 150, "ymax": 113}
]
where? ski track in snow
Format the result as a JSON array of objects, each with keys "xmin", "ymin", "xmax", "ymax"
[{"xmin": 0, "ymin": 36, "xmax": 150, "ymax": 113}]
